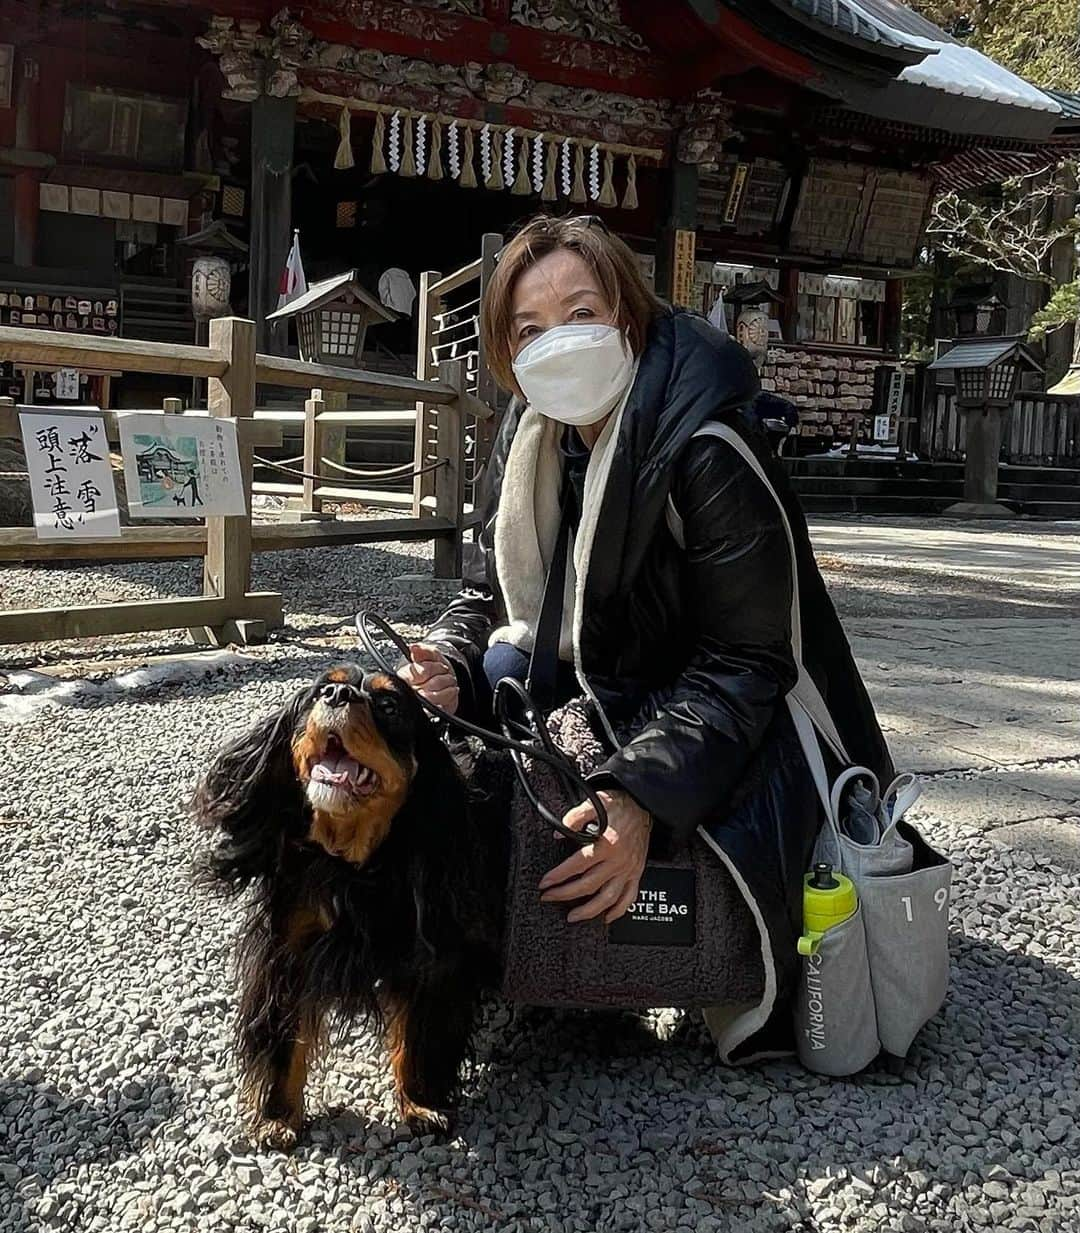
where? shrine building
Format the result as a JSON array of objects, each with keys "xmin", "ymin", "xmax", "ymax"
[{"xmin": 1, "ymin": 0, "xmax": 1075, "ymax": 448}]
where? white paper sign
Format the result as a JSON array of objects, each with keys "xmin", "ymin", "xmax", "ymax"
[
  {"xmin": 54, "ymin": 368, "xmax": 81, "ymax": 400},
  {"xmin": 19, "ymin": 410, "xmax": 121, "ymax": 540},
  {"xmin": 874, "ymin": 414, "xmax": 891, "ymax": 442},
  {"xmin": 118, "ymin": 412, "xmax": 245, "ymax": 518}
]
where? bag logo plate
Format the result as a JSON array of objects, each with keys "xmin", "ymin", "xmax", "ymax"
[{"xmin": 607, "ymin": 866, "xmax": 696, "ymax": 947}]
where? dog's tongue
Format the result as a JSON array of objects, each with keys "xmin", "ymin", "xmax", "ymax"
[{"xmin": 310, "ymin": 749, "xmax": 361, "ymax": 787}]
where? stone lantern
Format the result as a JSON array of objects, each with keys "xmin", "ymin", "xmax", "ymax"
[
  {"xmin": 266, "ymin": 270, "xmax": 396, "ymax": 366},
  {"xmin": 929, "ymin": 335, "xmax": 1042, "ymax": 517},
  {"xmin": 726, "ymin": 281, "xmax": 784, "ymax": 371}
]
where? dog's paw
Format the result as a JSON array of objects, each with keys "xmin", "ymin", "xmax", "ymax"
[
  {"xmin": 250, "ymin": 1117, "xmax": 301, "ymax": 1152},
  {"xmin": 400, "ymin": 1097, "xmax": 451, "ymax": 1136}
]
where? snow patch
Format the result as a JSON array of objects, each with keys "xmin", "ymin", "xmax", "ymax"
[{"xmin": 0, "ymin": 651, "xmax": 256, "ymax": 724}]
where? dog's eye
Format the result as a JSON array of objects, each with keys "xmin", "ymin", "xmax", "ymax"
[{"xmin": 372, "ymin": 693, "xmax": 400, "ymax": 719}]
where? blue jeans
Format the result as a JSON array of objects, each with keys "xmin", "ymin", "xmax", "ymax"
[{"xmin": 482, "ymin": 642, "xmax": 579, "ymax": 707}]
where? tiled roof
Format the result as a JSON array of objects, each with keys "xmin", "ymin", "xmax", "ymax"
[
  {"xmin": 1045, "ymin": 90, "xmax": 1080, "ymax": 120},
  {"xmin": 783, "ymin": 0, "xmax": 914, "ymax": 49},
  {"xmin": 928, "ymin": 339, "xmax": 1025, "ymax": 371},
  {"xmin": 778, "ymin": 0, "xmax": 1061, "ymax": 114}
]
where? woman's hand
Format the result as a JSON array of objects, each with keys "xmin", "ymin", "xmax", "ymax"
[
  {"xmin": 397, "ymin": 643, "xmax": 459, "ymax": 714},
  {"xmin": 538, "ymin": 789, "xmax": 652, "ymax": 924}
]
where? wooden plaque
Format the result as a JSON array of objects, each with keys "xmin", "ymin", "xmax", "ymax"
[{"xmin": 672, "ymin": 229, "xmax": 697, "ymax": 308}]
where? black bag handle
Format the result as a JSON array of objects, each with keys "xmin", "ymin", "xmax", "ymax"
[
  {"xmin": 355, "ymin": 611, "xmax": 607, "ymax": 847},
  {"xmin": 492, "ymin": 676, "xmax": 607, "ymax": 845}
]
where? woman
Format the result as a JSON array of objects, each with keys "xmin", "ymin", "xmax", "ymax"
[{"xmin": 400, "ymin": 215, "xmax": 892, "ymax": 1058}]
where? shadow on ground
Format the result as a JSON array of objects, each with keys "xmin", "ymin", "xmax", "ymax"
[
  {"xmin": 0, "ymin": 1075, "xmax": 178, "ymax": 1232},
  {"xmin": 258, "ymin": 932, "xmax": 1080, "ymax": 1232}
]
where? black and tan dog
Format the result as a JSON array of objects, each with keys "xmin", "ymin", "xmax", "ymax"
[{"xmin": 195, "ymin": 666, "xmax": 503, "ymax": 1150}]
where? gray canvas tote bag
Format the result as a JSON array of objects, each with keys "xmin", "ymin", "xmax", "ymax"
[{"xmin": 679, "ymin": 424, "xmax": 953, "ymax": 1072}]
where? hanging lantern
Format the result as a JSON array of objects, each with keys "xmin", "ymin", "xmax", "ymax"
[{"xmin": 191, "ymin": 255, "xmax": 232, "ymax": 320}]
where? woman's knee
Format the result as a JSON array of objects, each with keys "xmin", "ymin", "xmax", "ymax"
[{"xmin": 482, "ymin": 642, "xmax": 531, "ymax": 691}]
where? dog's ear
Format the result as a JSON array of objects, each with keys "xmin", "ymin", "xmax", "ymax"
[
  {"xmin": 405, "ymin": 733, "xmax": 495, "ymax": 957},
  {"xmin": 193, "ymin": 685, "xmax": 314, "ymax": 891}
]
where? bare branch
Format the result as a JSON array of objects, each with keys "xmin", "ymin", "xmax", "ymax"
[{"xmin": 927, "ymin": 162, "xmax": 1079, "ymax": 285}]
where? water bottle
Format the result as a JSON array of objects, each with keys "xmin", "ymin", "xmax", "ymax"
[{"xmin": 797, "ymin": 862, "xmax": 857, "ymax": 956}]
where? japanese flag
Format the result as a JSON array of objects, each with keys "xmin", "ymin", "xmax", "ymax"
[{"xmin": 277, "ymin": 229, "xmax": 307, "ymax": 309}]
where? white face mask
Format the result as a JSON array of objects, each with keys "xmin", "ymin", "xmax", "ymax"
[{"xmin": 511, "ymin": 323, "xmax": 635, "ymax": 426}]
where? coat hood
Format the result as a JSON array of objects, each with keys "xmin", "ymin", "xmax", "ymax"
[
  {"xmin": 581, "ymin": 309, "xmax": 760, "ymax": 628},
  {"xmin": 623, "ymin": 308, "xmax": 761, "ymax": 479}
]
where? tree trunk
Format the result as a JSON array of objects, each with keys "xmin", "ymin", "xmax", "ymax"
[{"xmin": 1045, "ymin": 163, "xmax": 1077, "ymax": 386}]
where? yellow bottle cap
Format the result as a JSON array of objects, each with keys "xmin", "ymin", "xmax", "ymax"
[{"xmin": 803, "ymin": 863, "xmax": 857, "ymax": 936}]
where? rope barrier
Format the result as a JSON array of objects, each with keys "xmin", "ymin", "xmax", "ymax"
[
  {"xmin": 251, "ymin": 454, "xmax": 448, "ymax": 485},
  {"xmin": 320, "ymin": 456, "xmax": 418, "ymax": 478}
]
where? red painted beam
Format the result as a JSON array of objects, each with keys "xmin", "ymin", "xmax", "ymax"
[{"xmin": 621, "ymin": 0, "xmax": 823, "ymax": 95}]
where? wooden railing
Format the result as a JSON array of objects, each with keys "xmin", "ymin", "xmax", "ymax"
[
  {"xmin": 923, "ymin": 388, "xmax": 1080, "ymax": 465},
  {"xmin": 414, "ymin": 232, "xmax": 505, "ymax": 518},
  {"xmin": 0, "ymin": 316, "xmax": 487, "ymax": 646}
]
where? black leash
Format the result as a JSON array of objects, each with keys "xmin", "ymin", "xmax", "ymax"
[{"xmin": 355, "ymin": 611, "xmax": 607, "ymax": 846}]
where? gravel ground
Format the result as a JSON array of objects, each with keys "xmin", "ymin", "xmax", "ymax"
[{"xmin": 2, "ymin": 534, "xmax": 1080, "ymax": 1233}]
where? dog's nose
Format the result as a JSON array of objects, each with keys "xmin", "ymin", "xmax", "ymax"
[{"xmin": 320, "ymin": 681, "xmax": 360, "ymax": 708}]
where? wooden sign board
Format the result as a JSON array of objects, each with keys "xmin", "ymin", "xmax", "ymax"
[
  {"xmin": 790, "ymin": 160, "xmax": 931, "ymax": 268},
  {"xmin": 857, "ymin": 171, "xmax": 933, "ymax": 267},
  {"xmin": 672, "ymin": 229, "xmax": 697, "ymax": 309},
  {"xmin": 789, "ymin": 160, "xmax": 866, "ymax": 258},
  {"xmin": 0, "ymin": 45, "xmax": 12, "ymax": 110},
  {"xmin": 736, "ymin": 159, "xmax": 789, "ymax": 237},
  {"xmin": 723, "ymin": 163, "xmax": 750, "ymax": 225},
  {"xmin": 697, "ymin": 157, "xmax": 740, "ymax": 232}
]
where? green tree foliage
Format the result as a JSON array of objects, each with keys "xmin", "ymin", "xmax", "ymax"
[
  {"xmin": 908, "ymin": 2, "xmax": 1080, "ymax": 354},
  {"xmin": 908, "ymin": 0, "xmax": 1080, "ymax": 90}
]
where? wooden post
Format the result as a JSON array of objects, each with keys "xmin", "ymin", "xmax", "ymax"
[
  {"xmin": 655, "ymin": 159, "xmax": 699, "ymax": 303},
  {"xmin": 321, "ymin": 389, "xmax": 347, "ymax": 509},
  {"xmin": 250, "ymin": 95, "xmax": 297, "ymax": 354},
  {"xmin": 433, "ymin": 359, "xmax": 466, "ymax": 579},
  {"xmin": 883, "ymin": 279, "xmax": 904, "ymax": 356},
  {"xmin": 302, "ymin": 388, "xmax": 326, "ymax": 513},
  {"xmin": 475, "ymin": 234, "xmax": 502, "ymax": 415},
  {"xmin": 1046, "ymin": 163, "xmax": 1078, "ymax": 386},
  {"xmin": 12, "ymin": 55, "xmax": 42, "ymax": 267},
  {"xmin": 199, "ymin": 316, "xmax": 269, "ymax": 643},
  {"xmin": 413, "ymin": 269, "xmax": 442, "ymax": 516},
  {"xmin": 302, "ymin": 386, "xmax": 345, "ymax": 515},
  {"xmin": 944, "ymin": 406, "xmax": 1013, "ymax": 519},
  {"xmin": 472, "ymin": 233, "xmax": 503, "ymax": 498}
]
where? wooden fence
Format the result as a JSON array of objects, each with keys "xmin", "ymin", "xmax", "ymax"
[
  {"xmin": 414, "ymin": 232, "xmax": 505, "ymax": 517},
  {"xmin": 0, "ymin": 316, "xmax": 489, "ymax": 647},
  {"xmin": 923, "ymin": 388, "xmax": 1080, "ymax": 465}
]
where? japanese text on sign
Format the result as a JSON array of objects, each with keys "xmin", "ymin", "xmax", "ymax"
[
  {"xmin": 18, "ymin": 410, "xmax": 121, "ymax": 540},
  {"xmin": 672, "ymin": 229, "xmax": 696, "ymax": 310},
  {"xmin": 118, "ymin": 412, "xmax": 245, "ymax": 518}
]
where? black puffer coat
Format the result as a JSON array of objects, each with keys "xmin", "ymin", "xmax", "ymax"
[{"xmin": 426, "ymin": 308, "xmax": 893, "ymax": 1054}]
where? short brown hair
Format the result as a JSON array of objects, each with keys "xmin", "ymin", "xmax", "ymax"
[{"xmin": 481, "ymin": 214, "xmax": 662, "ymax": 395}]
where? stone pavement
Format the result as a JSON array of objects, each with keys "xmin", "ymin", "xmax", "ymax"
[{"xmin": 809, "ymin": 518, "xmax": 1080, "ymax": 870}]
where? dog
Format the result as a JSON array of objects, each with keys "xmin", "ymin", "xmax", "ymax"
[{"xmin": 194, "ymin": 665, "xmax": 504, "ymax": 1150}]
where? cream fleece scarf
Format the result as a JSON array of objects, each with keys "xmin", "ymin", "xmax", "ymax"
[{"xmin": 489, "ymin": 376, "xmax": 635, "ymax": 668}]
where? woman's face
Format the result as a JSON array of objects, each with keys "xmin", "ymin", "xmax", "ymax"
[{"xmin": 508, "ymin": 248, "xmax": 616, "ymax": 361}]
